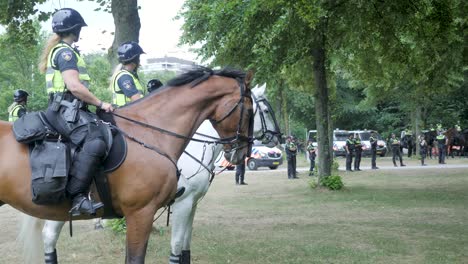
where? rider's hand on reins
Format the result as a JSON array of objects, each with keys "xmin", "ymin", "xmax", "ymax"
[{"xmin": 100, "ymin": 102, "xmax": 114, "ymax": 112}]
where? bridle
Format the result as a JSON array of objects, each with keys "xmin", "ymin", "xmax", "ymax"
[
  {"xmin": 209, "ymin": 78, "xmax": 254, "ymax": 158},
  {"xmin": 251, "ymin": 93, "xmax": 282, "ymax": 143}
]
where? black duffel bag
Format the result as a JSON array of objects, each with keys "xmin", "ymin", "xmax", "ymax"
[
  {"xmin": 30, "ymin": 140, "xmax": 69, "ymax": 205},
  {"xmin": 12, "ymin": 112, "xmax": 53, "ymax": 143}
]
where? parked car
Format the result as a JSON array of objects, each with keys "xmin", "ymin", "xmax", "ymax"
[
  {"xmin": 215, "ymin": 143, "xmax": 283, "ymax": 171},
  {"xmin": 247, "ymin": 144, "xmax": 283, "ymax": 170},
  {"xmin": 333, "ymin": 129, "xmax": 349, "ymax": 157},
  {"xmin": 350, "ymin": 130, "xmax": 387, "ymax": 157}
]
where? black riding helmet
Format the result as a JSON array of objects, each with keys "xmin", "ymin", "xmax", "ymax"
[
  {"xmin": 52, "ymin": 8, "xmax": 87, "ymax": 33},
  {"xmin": 13, "ymin": 89, "xmax": 29, "ymax": 102},
  {"xmin": 118, "ymin": 41, "xmax": 145, "ymax": 64},
  {"xmin": 147, "ymin": 79, "xmax": 163, "ymax": 93}
]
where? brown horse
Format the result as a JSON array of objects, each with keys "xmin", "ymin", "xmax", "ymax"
[
  {"xmin": 445, "ymin": 128, "xmax": 465, "ymax": 158},
  {"xmin": 0, "ymin": 67, "xmax": 254, "ymax": 263}
]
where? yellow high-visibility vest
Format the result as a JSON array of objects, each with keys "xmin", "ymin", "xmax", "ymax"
[
  {"xmin": 111, "ymin": 70, "xmax": 144, "ymax": 106},
  {"xmin": 8, "ymin": 104, "xmax": 24, "ymax": 122},
  {"xmin": 46, "ymin": 42, "xmax": 91, "ymax": 94}
]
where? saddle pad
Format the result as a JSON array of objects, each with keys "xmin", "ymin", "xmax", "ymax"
[{"xmin": 102, "ymin": 128, "xmax": 127, "ymax": 173}]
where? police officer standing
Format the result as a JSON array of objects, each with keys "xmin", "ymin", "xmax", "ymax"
[
  {"xmin": 345, "ymin": 133, "xmax": 355, "ymax": 171},
  {"xmin": 39, "ymin": 8, "xmax": 113, "ymax": 216},
  {"xmin": 285, "ymin": 135, "xmax": 298, "ymax": 179},
  {"xmin": 306, "ymin": 139, "xmax": 316, "ymax": 176},
  {"xmin": 419, "ymin": 134, "xmax": 428, "ymax": 166},
  {"xmin": 390, "ymin": 133, "xmax": 406, "ymax": 167},
  {"xmin": 436, "ymin": 131, "xmax": 448, "ymax": 164},
  {"xmin": 354, "ymin": 133, "xmax": 363, "ymax": 171},
  {"xmin": 8, "ymin": 89, "xmax": 29, "ymax": 122},
  {"xmin": 369, "ymin": 132, "xmax": 379, "ymax": 169},
  {"xmin": 111, "ymin": 42, "xmax": 146, "ymax": 106}
]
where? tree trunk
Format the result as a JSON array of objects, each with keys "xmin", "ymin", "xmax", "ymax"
[
  {"xmin": 109, "ymin": 0, "xmax": 141, "ymax": 66},
  {"xmin": 312, "ymin": 25, "xmax": 332, "ymax": 178},
  {"xmin": 280, "ymin": 85, "xmax": 290, "ymax": 136}
]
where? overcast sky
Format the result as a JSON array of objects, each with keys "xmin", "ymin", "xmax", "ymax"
[{"xmin": 37, "ymin": 0, "xmax": 198, "ymax": 63}]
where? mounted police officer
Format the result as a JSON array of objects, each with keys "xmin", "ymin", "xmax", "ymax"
[
  {"xmin": 354, "ymin": 133, "xmax": 363, "ymax": 171},
  {"xmin": 8, "ymin": 90, "xmax": 29, "ymax": 122},
  {"xmin": 436, "ymin": 131, "xmax": 448, "ymax": 164},
  {"xmin": 147, "ymin": 78, "xmax": 164, "ymax": 93},
  {"xmin": 369, "ymin": 131, "xmax": 379, "ymax": 169},
  {"xmin": 39, "ymin": 8, "xmax": 113, "ymax": 216},
  {"xmin": 345, "ymin": 133, "xmax": 355, "ymax": 171},
  {"xmin": 285, "ymin": 135, "xmax": 298, "ymax": 179},
  {"xmin": 390, "ymin": 133, "xmax": 406, "ymax": 167},
  {"xmin": 111, "ymin": 41, "xmax": 146, "ymax": 106}
]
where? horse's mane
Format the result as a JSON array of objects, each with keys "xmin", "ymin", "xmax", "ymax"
[{"xmin": 166, "ymin": 66, "xmax": 246, "ymax": 88}]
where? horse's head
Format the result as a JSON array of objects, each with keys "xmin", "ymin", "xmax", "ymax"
[
  {"xmin": 252, "ymin": 84, "xmax": 282, "ymax": 147},
  {"xmin": 209, "ymin": 70, "xmax": 254, "ymax": 165}
]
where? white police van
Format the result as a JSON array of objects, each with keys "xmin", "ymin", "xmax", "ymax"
[{"xmin": 215, "ymin": 143, "xmax": 283, "ymax": 171}]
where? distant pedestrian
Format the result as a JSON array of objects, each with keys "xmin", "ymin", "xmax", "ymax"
[
  {"xmin": 354, "ymin": 133, "xmax": 363, "ymax": 171},
  {"xmin": 419, "ymin": 134, "xmax": 427, "ymax": 166},
  {"xmin": 285, "ymin": 135, "xmax": 298, "ymax": 179},
  {"xmin": 306, "ymin": 140, "xmax": 316, "ymax": 176},
  {"xmin": 369, "ymin": 132, "xmax": 379, "ymax": 169},
  {"xmin": 345, "ymin": 133, "xmax": 355, "ymax": 171},
  {"xmin": 390, "ymin": 133, "xmax": 406, "ymax": 167},
  {"xmin": 436, "ymin": 131, "xmax": 448, "ymax": 164},
  {"xmin": 235, "ymin": 160, "xmax": 247, "ymax": 185}
]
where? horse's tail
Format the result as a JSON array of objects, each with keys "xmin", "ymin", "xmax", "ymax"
[{"xmin": 17, "ymin": 213, "xmax": 44, "ymax": 264}]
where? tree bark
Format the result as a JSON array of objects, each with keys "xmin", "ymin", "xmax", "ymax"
[
  {"xmin": 109, "ymin": 0, "xmax": 141, "ymax": 66},
  {"xmin": 312, "ymin": 24, "xmax": 332, "ymax": 178},
  {"xmin": 280, "ymin": 84, "xmax": 290, "ymax": 136}
]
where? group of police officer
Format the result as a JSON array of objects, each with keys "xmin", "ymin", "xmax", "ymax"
[
  {"xmin": 7, "ymin": 8, "xmax": 163, "ymax": 217},
  {"xmin": 345, "ymin": 132, "xmax": 380, "ymax": 171}
]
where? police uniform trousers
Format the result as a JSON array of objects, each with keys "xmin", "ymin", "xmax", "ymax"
[
  {"xmin": 371, "ymin": 148, "xmax": 377, "ymax": 168},
  {"xmin": 287, "ymin": 155, "xmax": 297, "ymax": 178},
  {"xmin": 235, "ymin": 163, "xmax": 246, "ymax": 184},
  {"xmin": 392, "ymin": 146, "xmax": 404, "ymax": 166},
  {"xmin": 346, "ymin": 151, "xmax": 353, "ymax": 171},
  {"xmin": 438, "ymin": 144, "xmax": 446, "ymax": 164},
  {"xmin": 420, "ymin": 147, "xmax": 427, "ymax": 165},
  {"xmin": 354, "ymin": 148, "xmax": 362, "ymax": 170}
]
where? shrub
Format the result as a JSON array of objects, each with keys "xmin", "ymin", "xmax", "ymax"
[
  {"xmin": 321, "ymin": 175, "xmax": 344, "ymax": 190},
  {"xmin": 106, "ymin": 218, "xmax": 127, "ymax": 234},
  {"xmin": 308, "ymin": 179, "xmax": 318, "ymax": 189}
]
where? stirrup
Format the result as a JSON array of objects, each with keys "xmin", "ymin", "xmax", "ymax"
[{"xmin": 69, "ymin": 196, "xmax": 103, "ymax": 217}]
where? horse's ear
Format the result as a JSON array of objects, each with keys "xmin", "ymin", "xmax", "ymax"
[{"xmin": 245, "ymin": 70, "xmax": 254, "ymax": 89}]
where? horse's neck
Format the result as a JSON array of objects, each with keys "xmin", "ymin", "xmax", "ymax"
[{"xmin": 115, "ymin": 83, "xmax": 224, "ymax": 159}]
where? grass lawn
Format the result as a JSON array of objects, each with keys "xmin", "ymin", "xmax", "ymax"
[{"xmin": 1, "ymin": 164, "xmax": 467, "ymax": 263}]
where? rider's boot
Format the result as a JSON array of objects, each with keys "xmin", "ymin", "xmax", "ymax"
[{"xmin": 67, "ymin": 147, "xmax": 104, "ymax": 216}]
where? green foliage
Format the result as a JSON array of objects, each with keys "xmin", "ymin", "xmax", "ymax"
[
  {"xmin": 308, "ymin": 179, "xmax": 318, "ymax": 189},
  {"xmin": 320, "ymin": 175, "xmax": 344, "ymax": 191},
  {"xmin": 331, "ymin": 159, "xmax": 339, "ymax": 172},
  {"xmin": 105, "ymin": 218, "xmax": 127, "ymax": 234},
  {"xmin": 0, "ymin": 21, "xmax": 47, "ymax": 120}
]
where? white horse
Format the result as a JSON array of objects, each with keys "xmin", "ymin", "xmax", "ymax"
[{"xmin": 23, "ymin": 84, "xmax": 280, "ymax": 264}]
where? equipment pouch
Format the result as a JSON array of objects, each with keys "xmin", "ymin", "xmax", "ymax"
[
  {"xmin": 61, "ymin": 99, "xmax": 80, "ymax": 123},
  {"xmin": 50, "ymin": 93, "xmax": 63, "ymax": 112},
  {"xmin": 30, "ymin": 140, "xmax": 69, "ymax": 205}
]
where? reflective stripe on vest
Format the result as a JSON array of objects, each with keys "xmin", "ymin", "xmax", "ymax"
[
  {"xmin": 8, "ymin": 105, "xmax": 23, "ymax": 122},
  {"xmin": 46, "ymin": 43, "xmax": 90, "ymax": 94},
  {"xmin": 111, "ymin": 70, "xmax": 144, "ymax": 106}
]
